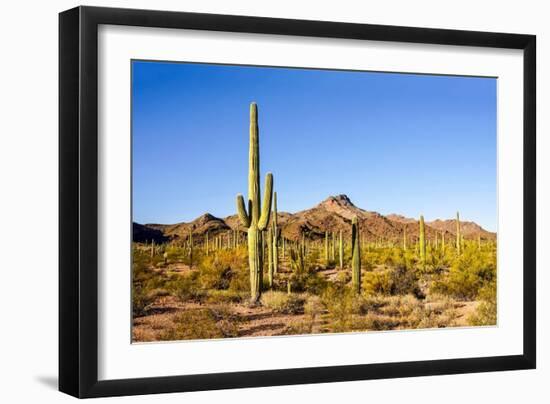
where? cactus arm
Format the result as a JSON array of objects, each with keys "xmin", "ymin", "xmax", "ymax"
[
  {"xmin": 257, "ymin": 173, "xmax": 273, "ymax": 231},
  {"xmin": 236, "ymin": 194, "xmax": 251, "ymax": 228}
]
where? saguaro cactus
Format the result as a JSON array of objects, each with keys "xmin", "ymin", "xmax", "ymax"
[
  {"xmin": 351, "ymin": 217, "xmax": 361, "ymax": 294},
  {"xmin": 325, "ymin": 231, "xmax": 329, "ymax": 267},
  {"xmin": 267, "ymin": 227, "xmax": 274, "ymax": 288},
  {"xmin": 205, "ymin": 230, "xmax": 209, "ymax": 256},
  {"xmin": 403, "ymin": 228, "xmax": 407, "ymax": 250},
  {"xmin": 331, "ymin": 232, "xmax": 336, "ymax": 261},
  {"xmin": 419, "ymin": 215, "xmax": 426, "ymax": 265},
  {"xmin": 272, "ymin": 192, "xmax": 279, "ymax": 275},
  {"xmin": 456, "ymin": 211, "xmax": 461, "ymax": 254},
  {"xmin": 339, "ymin": 230, "xmax": 344, "ymax": 269},
  {"xmin": 188, "ymin": 230, "xmax": 194, "ymax": 268},
  {"xmin": 236, "ymin": 102, "xmax": 274, "ymax": 304}
]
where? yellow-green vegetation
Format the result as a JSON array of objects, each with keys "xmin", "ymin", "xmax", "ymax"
[
  {"xmin": 131, "ymin": 103, "xmax": 496, "ymax": 342},
  {"xmin": 133, "ymin": 225, "xmax": 496, "ymax": 342}
]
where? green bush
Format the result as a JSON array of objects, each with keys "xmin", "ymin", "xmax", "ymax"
[
  {"xmin": 167, "ymin": 273, "xmax": 206, "ymax": 303},
  {"xmin": 196, "ymin": 249, "xmax": 247, "ymax": 290},
  {"xmin": 430, "ymin": 246, "xmax": 496, "ymax": 300},
  {"xmin": 362, "ymin": 271, "xmax": 394, "ymax": 295}
]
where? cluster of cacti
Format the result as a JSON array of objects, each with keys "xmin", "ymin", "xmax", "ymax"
[
  {"xmin": 289, "ymin": 244, "xmax": 306, "ymax": 273},
  {"xmin": 351, "ymin": 217, "xmax": 361, "ymax": 294},
  {"xmin": 236, "ymin": 102, "xmax": 274, "ymax": 304}
]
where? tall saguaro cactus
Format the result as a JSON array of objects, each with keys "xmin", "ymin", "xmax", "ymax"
[
  {"xmin": 267, "ymin": 227, "xmax": 274, "ymax": 288},
  {"xmin": 351, "ymin": 217, "xmax": 361, "ymax": 294},
  {"xmin": 272, "ymin": 192, "xmax": 279, "ymax": 275},
  {"xmin": 456, "ymin": 211, "xmax": 461, "ymax": 254},
  {"xmin": 188, "ymin": 230, "xmax": 194, "ymax": 268},
  {"xmin": 236, "ymin": 103, "xmax": 274, "ymax": 304},
  {"xmin": 419, "ymin": 215, "xmax": 426, "ymax": 265},
  {"xmin": 339, "ymin": 230, "xmax": 344, "ymax": 269},
  {"xmin": 325, "ymin": 231, "xmax": 329, "ymax": 267}
]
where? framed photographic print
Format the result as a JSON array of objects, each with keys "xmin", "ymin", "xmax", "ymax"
[{"xmin": 59, "ymin": 6, "xmax": 536, "ymax": 398}]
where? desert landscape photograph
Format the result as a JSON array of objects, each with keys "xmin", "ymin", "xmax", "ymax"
[{"xmin": 131, "ymin": 61, "xmax": 497, "ymax": 342}]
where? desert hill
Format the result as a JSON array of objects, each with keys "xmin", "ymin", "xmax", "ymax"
[{"xmin": 133, "ymin": 194, "xmax": 496, "ymax": 243}]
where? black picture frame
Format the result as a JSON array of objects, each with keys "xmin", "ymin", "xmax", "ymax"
[{"xmin": 59, "ymin": 5, "xmax": 536, "ymax": 398}]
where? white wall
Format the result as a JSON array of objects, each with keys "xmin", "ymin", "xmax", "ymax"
[{"xmin": 0, "ymin": 0, "xmax": 546, "ymax": 402}]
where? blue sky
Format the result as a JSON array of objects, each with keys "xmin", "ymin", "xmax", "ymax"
[{"xmin": 132, "ymin": 61, "xmax": 497, "ymax": 231}]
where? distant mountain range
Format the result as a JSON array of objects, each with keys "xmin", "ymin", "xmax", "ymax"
[{"xmin": 133, "ymin": 194, "xmax": 496, "ymax": 243}]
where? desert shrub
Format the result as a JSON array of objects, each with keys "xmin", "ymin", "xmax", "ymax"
[
  {"xmin": 132, "ymin": 283, "xmax": 156, "ymax": 317},
  {"xmin": 167, "ymin": 273, "xmax": 206, "ymax": 303},
  {"xmin": 304, "ymin": 295, "xmax": 324, "ymax": 318},
  {"xmin": 362, "ymin": 270, "xmax": 394, "ymax": 295},
  {"xmin": 362, "ymin": 265, "xmax": 422, "ymax": 297},
  {"xmin": 360, "ymin": 313, "xmax": 400, "ymax": 331},
  {"xmin": 208, "ymin": 305, "xmax": 241, "ymax": 337},
  {"xmin": 228, "ymin": 265, "xmax": 249, "ymax": 293},
  {"xmin": 378, "ymin": 295, "xmax": 420, "ymax": 318},
  {"xmin": 159, "ymin": 308, "xmax": 238, "ymax": 341},
  {"xmin": 335, "ymin": 270, "xmax": 351, "ymax": 285},
  {"xmin": 284, "ymin": 295, "xmax": 325, "ymax": 335},
  {"xmin": 391, "ymin": 266, "xmax": 423, "ymax": 297},
  {"xmin": 468, "ymin": 280, "xmax": 497, "ymax": 326},
  {"xmin": 287, "ymin": 269, "xmax": 328, "ymax": 295},
  {"xmin": 196, "ymin": 249, "xmax": 247, "ymax": 290},
  {"xmin": 352, "ymin": 293, "xmax": 457, "ymax": 330},
  {"xmin": 352, "ymin": 294, "xmax": 386, "ymax": 315},
  {"xmin": 321, "ymin": 284, "xmax": 355, "ymax": 332},
  {"xmin": 132, "ymin": 249, "xmax": 169, "ymax": 316},
  {"xmin": 430, "ymin": 247, "xmax": 496, "ymax": 300},
  {"xmin": 261, "ymin": 291, "xmax": 305, "ymax": 314},
  {"xmin": 304, "ymin": 271, "xmax": 329, "ymax": 294},
  {"xmin": 206, "ymin": 289, "xmax": 245, "ymax": 304},
  {"xmin": 403, "ymin": 294, "xmax": 458, "ymax": 329}
]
